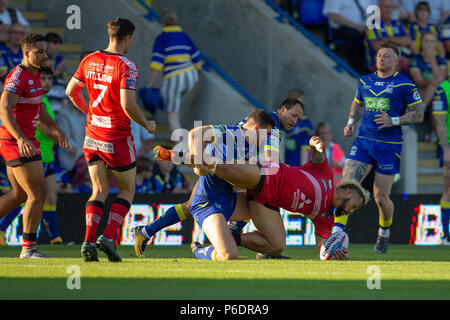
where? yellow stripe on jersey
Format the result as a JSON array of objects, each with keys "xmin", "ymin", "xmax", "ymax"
[
  {"xmin": 432, "ymin": 111, "xmax": 447, "ymax": 115},
  {"xmin": 407, "ymin": 100, "xmax": 422, "ymax": 107},
  {"xmin": 164, "ymin": 55, "xmax": 191, "ymax": 63},
  {"xmin": 354, "ymin": 97, "xmax": 362, "ymax": 104},
  {"xmin": 150, "ymin": 61, "xmax": 164, "ymax": 71},
  {"xmin": 162, "ymin": 65, "xmax": 196, "ymax": 80},
  {"xmin": 440, "ymin": 200, "xmax": 450, "ymax": 209},
  {"xmin": 357, "ymin": 136, "xmax": 404, "ymax": 144}
]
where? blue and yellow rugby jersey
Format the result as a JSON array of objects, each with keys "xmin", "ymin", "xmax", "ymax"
[
  {"xmin": 409, "ymin": 22, "xmax": 442, "ymax": 53},
  {"xmin": 150, "ymin": 26, "xmax": 201, "ymax": 80},
  {"xmin": 195, "ymin": 125, "xmax": 257, "ymax": 200},
  {"xmin": 409, "ymin": 54, "xmax": 447, "ymax": 80},
  {"xmin": 284, "ymin": 116, "xmax": 313, "ymax": 166},
  {"xmin": 238, "ymin": 110, "xmax": 281, "ymax": 156},
  {"xmin": 432, "ymin": 80, "xmax": 450, "ymax": 144},
  {"xmin": 366, "ymin": 20, "xmax": 408, "ymax": 66},
  {"xmin": 354, "ymin": 72, "xmax": 422, "ymax": 143}
]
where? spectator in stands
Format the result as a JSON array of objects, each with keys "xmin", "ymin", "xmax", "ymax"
[
  {"xmin": 0, "ymin": 22, "xmax": 24, "ymax": 80},
  {"xmin": 147, "ymin": 8, "xmax": 202, "ymax": 132},
  {"xmin": 0, "ymin": 0, "xmax": 29, "ymax": 42},
  {"xmin": 315, "ymin": 122, "xmax": 346, "ymax": 185},
  {"xmin": 153, "ymin": 158, "xmax": 192, "ymax": 194},
  {"xmin": 131, "ymin": 120, "xmax": 154, "ymax": 158},
  {"xmin": 284, "ymin": 89, "xmax": 314, "ymax": 166},
  {"xmin": 409, "ymin": 1, "xmax": 446, "ymax": 58},
  {"xmin": 135, "ymin": 156, "xmax": 154, "ymax": 194},
  {"xmin": 409, "ymin": 32, "xmax": 447, "ymax": 107},
  {"xmin": 366, "ymin": 0, "xmax": 415, "ymax": 72},
  {"xmin": 323, "ymin": 0, "xmax": 372, "ymax": 74},
  {"xmin": 401, "ymin": 0, "xmax": 450, "ymax": 25},
  {"xmin": 442, "ymin": 15, "xmax": 450, "ymax": 58},
  {"xmin": 45, "ymin": 32, "xmax": 67, "ymax": 81}
]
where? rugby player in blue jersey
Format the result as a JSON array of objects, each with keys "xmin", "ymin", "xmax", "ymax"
[
  {"xmin": 133, "ymin": 99, "xmax": 303, "ymax": 257},
  {"xmin": 147, "ymin": 109, "xmax": 274, "ymax": 260},
  {"xmin": 334, "ymin": 42, "xmax": 425, "ymax": 253}
]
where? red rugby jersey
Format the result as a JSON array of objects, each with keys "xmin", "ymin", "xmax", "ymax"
[
  {"xmin": 0, "ymin": 65, "xmax": 43, "ymax": 140},
  {"xmin": 73, "ymin": 50, "xmax": 139, "ymax": 140},
  {"xmin": 279, "ymin": 161, "xmax": 335, "ymax": 220}
]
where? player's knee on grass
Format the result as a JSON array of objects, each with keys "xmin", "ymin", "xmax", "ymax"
[
  {"xmin": 216, "ymin": 247, "xmax": 239, "ymax": 261},
  {"xmin": 267, "ymin": 240, "xmax": 286, "ymax": 255}
]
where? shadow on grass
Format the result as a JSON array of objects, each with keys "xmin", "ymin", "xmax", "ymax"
[{"xmin": 0, "ymin": 277, "xmax": 449, "ymax": 300}]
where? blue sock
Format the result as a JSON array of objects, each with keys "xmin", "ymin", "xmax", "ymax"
[
  {"xmin": 229, "ymin": 220, "xmax": 248, "ymax": 234},
  {"xmin": 194, "ymin": 245, "xmax": 216, "ymax": 260},
  {"xmin": 143, "ymin": 204, "xmax": 183, "ymax": 239},
  {"xmin": 442, "ymin": 208, "xmax": 450, "ymax": 239},
  {"xmin": 0, "ymin": 206, "xmax": 21, "ymax": 232},
  {"xmin": 42, "ymin": 205, "xmax": 59, "ymax": 240}
]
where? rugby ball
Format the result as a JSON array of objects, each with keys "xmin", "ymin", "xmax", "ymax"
[{"xmin": 320, "ymin": 231, "xmax": 349, "ymax": 260}]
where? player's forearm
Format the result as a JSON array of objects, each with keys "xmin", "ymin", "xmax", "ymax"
[
  {"xmin": 434, "ymin": 114, "xmax": 450, "ymax": 150},
  {"xmin": 0, "ymin": 109, "xmax": 26, "ymax": 141},
  {"xmin": 348, "ymin": 100, "xmax": 363, "ymax": 123},
  {"xmin": 37, "ymin": 122, "xmax": 58, "ymax": 144},
  {"xmin": 310, "ymin": 148, "xmax": 326, "ymax": 165},
  {"xmin": 67, "ymin": 91, "xmax": 89, "ymax": 114},
  {"xmin": 39, "ymin": 107, "xmax": 60, "ymax": 134},
  {"xmin": 148, "ymin": 69, "xmax": 161, "ymax": 87},
  {"xmin": 398, "ymin": 103, "xmax": 424, "ymax": 125},
  {"xmin": 188, "ymin": 126, "xmax": 210, "ymax": 165}
]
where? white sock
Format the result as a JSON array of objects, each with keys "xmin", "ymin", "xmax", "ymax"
[{"xmin": 378, "ymin": 228, "xmax": 390, "ymax": 237}]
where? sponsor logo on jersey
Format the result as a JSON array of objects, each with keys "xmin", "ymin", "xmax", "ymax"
[
  {"xmin": 84, "ymin": 136, "xmax": 114, "ymax": 154},
  {"xmin": 91, "ymin": 115, "xmax": 112, "ymax": 128},
  {"xmin": 364, "ymin": 97, "xmax": 390, "ymax": 111}
]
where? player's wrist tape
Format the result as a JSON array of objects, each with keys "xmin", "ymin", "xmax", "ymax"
[
  {"xmin": 347, "ymin": 118, "xmax": 354, "ymax": 126},
  {"xmin": 391, "ymin": 117, "xmax": 400, "ymax": 126}
]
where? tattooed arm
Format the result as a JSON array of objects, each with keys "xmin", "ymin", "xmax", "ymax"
[
  {"xmin": 309, "ymin": 136, "xmax": 326, "ymax": 164},
  {"xmin": 434, "ymin": 113, "xmax": 450, "ymax": 166},
  {"xmin": 344, "ymin": 100, "xmax": 363, "ymax": 137},
  {"xmin": 375, "ymin": 102, "xmax": 425, "ymax": 129}
]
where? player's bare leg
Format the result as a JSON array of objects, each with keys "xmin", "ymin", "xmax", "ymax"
[
  {"xmin": 240, "ymin": 201, "xmax": 286, "ymax": 255},
  {"xmin": 87, "ymin": 160, "xmax": 111, "ymax": 203},
  {"xmin": 440, "ymin": 163, "xmax": 450, "ymax": 245},
  {"xmin": 373, "ymin": 172, "xmax": 395, "ymax": 253},
  {"xmin": 198, "ymin": 213, "xmax": 239, "ymax": 261},
  {"xmin": 43, "ymin": 174, "xmax": 63, "ymax": 244},
  {"xmin": 9, "ymin": 161, "xmax": 48, "ymax": 258},
  {"xmin": 342, "ymin": 159, "xmax": 373, "ymax": 181},
  {"xmin": 0, "ymin": 167, "xmax": 27, "ymax": 218}
]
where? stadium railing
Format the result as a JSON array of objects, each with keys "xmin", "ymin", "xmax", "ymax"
[
  {"xmin": 134, "ymin": 0, "xmax": 269, "ymax": 112},
  {"xmin": 264, "ymin": 0, "xmax": 361, "ymax": 79}
]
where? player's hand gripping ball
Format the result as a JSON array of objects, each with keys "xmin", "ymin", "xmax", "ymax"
[{"xmin": 320, "ymin": 231, "xmax": 349, "ymax": 260}]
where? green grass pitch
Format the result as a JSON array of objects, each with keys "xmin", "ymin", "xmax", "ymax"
[{"xmin": 0, "ymin": 244, "xmax": 449, "ymax": 300}]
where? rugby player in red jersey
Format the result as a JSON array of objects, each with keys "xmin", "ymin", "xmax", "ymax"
[
  {"xmin": 157, "ymin": 136, "xmax": 370, "ymax": 260},
  {"xmin": 0, "ymin": 33, "xmax": 69, "ymax": 258},
  {"xmin": 66, "ymin": 18, "xmax": 156, "ymax": 262}
]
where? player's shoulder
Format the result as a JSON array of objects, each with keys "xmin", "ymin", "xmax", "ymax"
[
  {"xmin": 391, "ymin": 72, "xmax": 416, "ymax": 88},
  {"xmin": 117, "ymin": 55, "xmax": 138, "ymax": 72},
  {"xmin": 359, "ymin": 73, "xmax": 375, "ymax": 84}
]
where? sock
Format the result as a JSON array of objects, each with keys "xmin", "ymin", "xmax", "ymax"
[
  {"xmin": 333, "ymin": 215, "xmax": 348, "ymax": 233},
  {"xmin": 0, "ymin": 206, "xmax": 22, "ymax": 232},
  {"xmin": 103, "ymin": 198, "xmax": 131, "ymax": 240},
  {"xmin": 142, "ymin": 204, "xmax": 184, "ymax": 239},
  {"xmin": 378, "ymin": 217, "xmax": 392, "ymax": 237},
  {"xmin": 193, "ymin": 245, "xmax": 217, "ymax": 260},
  {"xmin": 440, "ymin": 201, "xmax": 450, "ymax": 239},
  {"xmin": 22, "ymin": 233, "xmax": 37, "ymax": 251},
  {"xmin": 229, "ymin": 220, "xmax": 249, "ymax": 235},
  {"xmin": 42, "ymin": 205, "xmax": 59, "ymax": 240},
  {"xmin": 84, "ymin": 201, "xmax": 104, "ymax": 244}
]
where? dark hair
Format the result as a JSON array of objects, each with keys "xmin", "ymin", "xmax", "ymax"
[
  {"xmin": 45, "ymin": 32, "xmax": 62, "ymax": 44},
  {"xmin": 277, "ymin": 98, "xmax": 305, "ymax": 112},
  {"xmin": 107, "ymin": 17, "xmax": 135, "ymax": 41},
  {"xmin": 38, "ymin": 66, "xmax": 54, "ymax": 77},
  {"xmin": 136, "ymin": 156, "xmax": 154, "ymax": 174},
  {"xmin": 21, "ymin": 33, "xmax": 46, "ymax": 51},
  {"xmin": 247, "ymin": 109, "xmax": 277, "ymax": 129},
  {"xmin": 415, "ymin": 1, "xmax": 430, "ymax": 15},
  {"xmin": 376, "ymin": 41, "xmax": 400, "ymax": 57}
]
